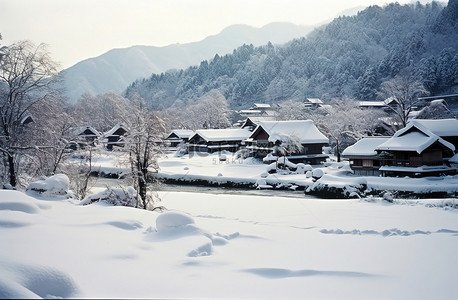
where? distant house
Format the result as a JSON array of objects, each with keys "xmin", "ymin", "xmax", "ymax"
[
  {"xmin": 239, "ymin": 103, "xmax": 276, "ymax": 118},
  {"xmin": 68, "ymin": 126, "xmax": 101, "ymax": 150},
  {"xmin": 165, "ymin": 129, "xmax": 194, "ymax": 148},
  {"xmin": 188, "ymin": 128, "xmax": 252, "ymax": 153},
  {"xmin": 303, "ymin": 98, "xmax": 325, "ymax": 109},
  {"xmin": 342, "ymin": 137, "xmax": 391, "ymax": 176},
  {"xmin": 102, "ymin": 124, "xmax": 128, "ymax": 150},
  {"xmin": 245, "ymin": 120, "xmax": 329, "ymax": 164},
  {"xmin": 375, "ymin": 119, "xmax": 458, "ymax": 177},
  {"xmin": 358, "ymin": 97, "xmax": 398, "ymax": 112}
]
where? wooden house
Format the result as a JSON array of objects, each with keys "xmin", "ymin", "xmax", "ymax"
[
  {"xmin": 304, "ymin": 98, "xmax": 324, "ymax": 109},
  {"xmin": 102, "ymin": 124, "xmax": 128, "ymax": 150},
  {"xmin": 68, "ymin": 126, "xmax": 101, "ymax": 150},
  {"xmin": 375, "ymin": 119, "xmax": 457, "ymax": 177},
  {"xmin": 188, "ymin": 128, "xmax": 252, "ymax": 153},
  {"xmin": 165, "ymin": 129, "xmax": 194, "ymax": 148},
  {"xmin": 342, "ymin": 137, "xmax": 391, "ymax": 176},
  {"xmin": 245, "ymin": 120, "xmax": 329, "ymax": 164}
]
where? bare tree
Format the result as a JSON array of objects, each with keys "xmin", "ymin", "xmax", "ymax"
[
  {"xmin": 122, "ymin": 99, "xmax": 167, "ymax": 210},
  {"xmin": 312, "ymin": 99, "xmax": 382, "ymax": 162},
  {"xmin": 0, "ymin": 41, "xmax": 60, "ymax": 187},
  {"xmin": 379, "ymin": 69, "xmax": 429, "ymax": 127},
  {"xmin": 72, "ymin": 92, "xmax": 133, "ymax": 133}
]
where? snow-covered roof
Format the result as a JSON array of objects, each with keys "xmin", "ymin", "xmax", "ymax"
[
  {"xmin": 252, "ymin": 103, "xmax": 271, "ymax": 109},
  {"xmin": 73, "ymin": 126, "xmax": 100, "ymax": 137},
  {"xmin": 384, "ymin": 97, "xmax": 397, "ymax": 105},
  {"xmin": 250, "ymin": 120, "xmax": 329, "ymax": 144},
  {"xmin": 306, "ymin": 98, "xmax": 323, "ymax": 104},
  {"xmin": 241, "ymin": 116, "xmax": 277, "ymax": 128},
  {"xmin": 342, "ymin": 137, "xmax": 391, "ymax": 157},
  {"xmin": 450, "ymin": 153, "xmax": 458, "ymax": 163},
  {"xmin": 104, "ymin": 123, "xmax": 128, "ymax": 137},
  {"xmin": 402, "ymin": 119, "xmax": 458, "ymax": 137},
  {"xmin": 358, "ymin": 101, "xmax": 386, "ymax": 107},
  {"xmin": 376, "ymin": 131, "xmax": 454, "ymax": 154},
  {"xmin": 167, "ymin": 129, "xmax": 194, "ymax": 139},
  {"xmin": 191, "ymin": 128, "xmax": 252, "ymax": 142}
]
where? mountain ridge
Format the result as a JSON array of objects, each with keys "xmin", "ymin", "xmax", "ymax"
[{"xmin": 60, "ymin": 22, "xmax": 315, "ymax": 102}]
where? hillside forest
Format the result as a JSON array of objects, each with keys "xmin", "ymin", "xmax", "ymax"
[{"xmin": 125, "ymin": 1, "xmax": 458, "ymax": 110}]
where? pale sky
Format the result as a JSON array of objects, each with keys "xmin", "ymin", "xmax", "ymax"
[{"xmin": 1, "ymin": 0, "xmax": 417, "ymax": 70}]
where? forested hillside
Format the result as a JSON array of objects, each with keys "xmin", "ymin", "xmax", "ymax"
[{"xmin": 124, "ymin": 0, "xmax": 458, "ymax": 110}]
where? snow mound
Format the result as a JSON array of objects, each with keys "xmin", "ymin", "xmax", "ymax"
[
  {"xmin": 156, "ymin": 210, "xmax": 196, "ymax": 233},
  {"xmin": 312, "ymin": 168, "xmax": 324, "ymax": 179},
  {"xmin": 81, "ymin": 187, "xmax": 137, "ymax": 207},
  {"xmin": 26, "ymin": 174, "xmax": 70, "ymax": 198},
  {"xmin": 255, "ymin": 179, "xmax": 273, "ymax": 189},
  {"xmin": 296, "ymin": 163, "xmax": 313, "ymax": 174},
  {"xmin": 0, "ymin": 261, "xmax": 80, "ymax": 299},
  {"xmin": 0, "ymin": 190, "xmax": 41, "ymax": 214}
]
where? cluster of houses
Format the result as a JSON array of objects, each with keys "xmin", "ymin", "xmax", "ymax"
[
  {"xmin": 166, "ymin": 101, "xmax": 458, "ymax": 178},
  {"xmin": 67, "ymin": 123, "xmax": 128, "ymax": 151},
  {"xmin": 69, "ymin": 98, "xmax": 458, "ymax": 178}
]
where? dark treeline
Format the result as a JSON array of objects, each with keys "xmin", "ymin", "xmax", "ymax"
[{"xmin": 124, "ymin": 1, "xmax": 458, "ymax": 110}]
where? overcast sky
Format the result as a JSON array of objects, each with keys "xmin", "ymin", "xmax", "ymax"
[{"xmin": 1, "ymin": 0, "xmax": 418, "ymax": 70}]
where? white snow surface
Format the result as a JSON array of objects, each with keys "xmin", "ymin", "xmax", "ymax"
[
  {"xmin": 342, "ymin": 136, "xmax": 391, "ymax": 156},
  {"xmin": 1, "ymin": 187, "xmax": 457, "ymax": 299},
  {"xmin": 253, "ymin": 120, "xmax": 329, "ymax": 144},
  {"xmin": 191, "ymin": 128, "xmax": 252, "ymax": 142},
  {"xmin": 376, "ymin": 131, "xmax": 454, "ymax": 154}
]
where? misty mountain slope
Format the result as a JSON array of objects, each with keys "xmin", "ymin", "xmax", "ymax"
[
  {"xmin": 60, "ymin": 22, "xmax": 314, "ymax": 102},
  {"xmin": 124, "ymin": 1, "xmax": 457, "ymax": 110}
]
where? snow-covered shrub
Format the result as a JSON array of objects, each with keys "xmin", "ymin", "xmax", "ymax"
[
  {"xmin": 81, "ymin": 186, "xmax": 138, "ymax": 207},
  {"xmin": 263, "ymin": 153, "xmax": 277, "ymax": 164},
  {"xmin": 255, "ymin": 178, "xmax": 272, "ymax": 189},
  {"xmin": 156, "ymin": 211, "xmax": 195, "ymax": 233},
  {"xmin": 312, "ymin": 168, "xmax": 324, "ymax": 179},
  {"xmin": 383, "ymin": 192, "xmax": 394, "ymax": 203},
  {"xmin": 26, "ymin": 174, "xmax": 70, "ymax": 198},
  {"xmin": 305, "ymin": 170, "xmax": 313, "ymax": 178},
  {"xmin": 267, "ymin": 162, "xmax": 277, "ymax": 174},
  {"xmin": 173, "ymin": 142, "xmax": 188, "ymax": 157},
  {"xmin": 295, "ymin": 163, "xmax": 313, "ymax": 174}
]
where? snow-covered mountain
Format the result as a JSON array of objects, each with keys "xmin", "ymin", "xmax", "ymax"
[{"xmin": 60, "ymin": 22, "xmax": 314, "ymax": 103}]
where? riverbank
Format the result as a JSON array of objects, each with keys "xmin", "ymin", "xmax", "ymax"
[{"xmin": 157, "ymin": 153, "xmax": 458, "ymax": 199}]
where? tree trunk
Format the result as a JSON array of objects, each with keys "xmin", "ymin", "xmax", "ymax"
[
  {"xmin": 336, "ymin": 142, "xmax": 341, "ymax": 163},
  {"xmin": 7, "ymin": 154, "xmax": 17, "ymax": 187}
]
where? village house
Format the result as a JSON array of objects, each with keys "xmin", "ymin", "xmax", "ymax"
[
  {"xmin": 245, "ymin": 120, "xmax": 329, "ymax": 164},
  {"xmin": 239, "ymin": 103, "xmax": 277, "ymax": 118},
  {"xmin": 376, "ymin": 119, "xmax": 458, "ymax": 177},
  {"xmin": 303, "ymin": 98, "xmax": 324, "ymax": 109},
  {"xmin": 165, "ymin": 129, "xmax": 194, "ymax": 148},
  {"xmin": 342, "ymin": 137, "xmax": 391, "ymax": 176},
  {"xmin": 68, "ymin": 126, "xmax": 101, "ymax": 150},
  {"xmin": 102, "ymin": 123, "xmax": 128, "ymax": 150},
  {"xmin": 187, "ymin": 128, "xmax": 252, "ymax": 153},
  {"xmin": 344, "ymin": 119, "xmax": 458, "ymax": 177}
]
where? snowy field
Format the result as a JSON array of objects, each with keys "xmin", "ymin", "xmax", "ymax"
[
  {"xmin": 1, "ymin": 151, "xmax": 458, "ymax": 299},
  {"xmin": 1, "ymin": 187, "xmax": 458, "ymax": 299}
]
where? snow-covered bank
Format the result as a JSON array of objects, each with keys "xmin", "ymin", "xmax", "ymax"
[
  {"xmin": 0, "ymin": 189, "xmax": 457, "ymax": 299},
  {"xmin": 157, "ymin": 153, "xmax": 458, "ymax": 198}
]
